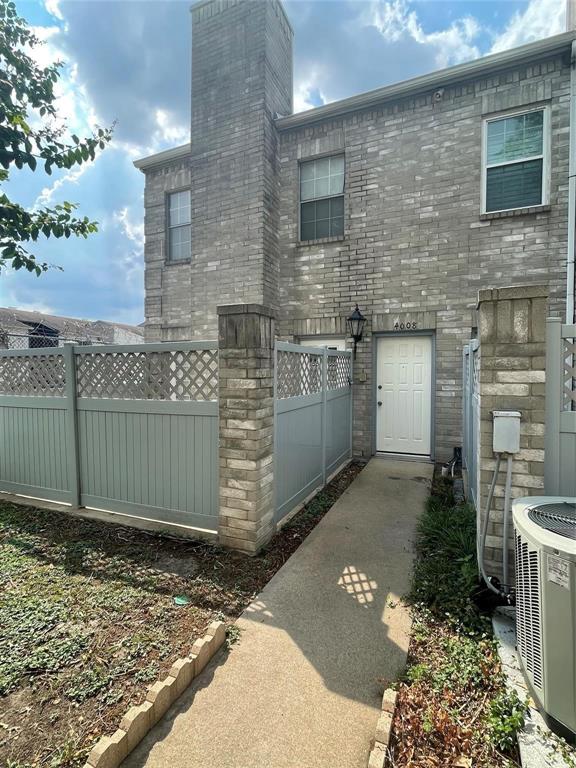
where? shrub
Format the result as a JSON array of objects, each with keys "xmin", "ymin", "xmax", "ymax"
[
  {"xmin": 487, "ymin": 689, "xmax": 529, "ymax": 752},
  {"xmin": 409, "ymin": 494, "xmax": 481, "ymax": 627}
]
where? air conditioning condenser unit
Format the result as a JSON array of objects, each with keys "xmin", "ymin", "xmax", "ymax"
[{"xmin": 513, "ymin": 496, "xmax": 576, "ymax": 741}]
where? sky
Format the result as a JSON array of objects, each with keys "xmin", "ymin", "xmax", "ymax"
[{"xmin": 1, "ymin": 0, "xmax": 568, "ymax": 325}]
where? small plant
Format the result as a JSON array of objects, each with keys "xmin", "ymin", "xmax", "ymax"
[
  {"xmin": 406, "ymin": 663, "xmax": 429, "ymax": 684},
  {"xmin": 487, "ymin": 689, "xmax": 529, "ymax": 752},
  {"xmin": 225, "ymin": 624, "xmax": 242, "ymax": 648},
  {"xmin": 134, "ymin": 663, "xmax": 160, "ymax": 684},
  {"xmin": 65, "ymin": 666, "xmax": 111, "ymax": 703}
]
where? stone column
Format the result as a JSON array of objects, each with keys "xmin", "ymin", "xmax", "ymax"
[
  {"xmin": 217, "ymin": 304, "xmax": 275, "ymax": 554},
  {"xmin": 477, "ymin": 284, "xmax": 548, "ymax": 582}
]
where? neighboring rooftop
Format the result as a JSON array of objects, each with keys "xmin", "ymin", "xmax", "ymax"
[{"xmin": 0, "ymin": 307, "xmax": 144, "ymax": 343}]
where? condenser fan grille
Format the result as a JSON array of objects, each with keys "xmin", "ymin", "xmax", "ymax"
[
  {"xmin": 527, "ymin": 502, "xmax": 576, "ymax": 540},
  {"xmin": 515, "ymin": 533, "xmax": 543, "ymax": 689}
]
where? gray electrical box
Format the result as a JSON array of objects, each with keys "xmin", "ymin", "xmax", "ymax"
[{"xmin": 492, "ymin": 410, "xmax": 521, "ymax": 453}]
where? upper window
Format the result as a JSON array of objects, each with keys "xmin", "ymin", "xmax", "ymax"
[
  {"xmin": 483, "ymin": 109, "xmax": 548, "ymax": 214},
  {"xmin": 168, "ymin": 190, "xmax": 191, "ymax": 262},
  {"xmin": 300, "ymin": 155, "xmax": 344, "ymax": 241}
]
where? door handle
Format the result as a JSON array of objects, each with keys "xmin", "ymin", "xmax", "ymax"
[
  {"xmin": 378, "ymin": 401, "xmax": 382, "ymax": 407},
  {"xmin": 378, "ymin": 384, "xmax": 382, "ymax": 390}
]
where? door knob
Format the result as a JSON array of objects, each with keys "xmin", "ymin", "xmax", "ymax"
[
  {"xmin": 377, "ymin": 401, "xmax": 382, "ymax": 407},
  {"xmin": 378, "ymin": 384, "xmax": 382, "ymax": 390}
]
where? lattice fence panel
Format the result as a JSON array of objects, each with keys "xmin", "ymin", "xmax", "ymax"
[
  {"xmin": 0, "ymin": 353, "xmax": 66, "ymax": 396},
  {"xmin": 75, "ymin": 348, "xmax": 219, "ymax": 401},
  {"xmin": 277, "ymin": 350, "xmax": 322, "ymax": 399},
  {"xmin": 327, "ymin": 354, "xmax": 351, "ymax": 390},
  {"xmin": 562, "ymin": 338, "xmax": 576, "ymax": 411}
]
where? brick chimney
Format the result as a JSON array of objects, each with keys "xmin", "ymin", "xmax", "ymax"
[{"xmin": 188, "ymin": 0, "xmax": 293, "ymax": 334}]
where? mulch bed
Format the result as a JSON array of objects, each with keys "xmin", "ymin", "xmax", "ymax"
[
  {"xmin": 387, "ymin": 466, "xmax": 523, "ymax": 768},
  {"xmin": 0, "ymin": 460, "xmax": 363, "ymax": 768},
  {"xmin": 388, "ymin": 611, "xmax": 518, "ymax": 768}
]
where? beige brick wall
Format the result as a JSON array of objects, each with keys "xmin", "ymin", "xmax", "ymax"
[
  {"xmin": 477, "ymin": 284, "xmax": 547, "ymax": 583},
  {"xmin": 217, "ymin": 304, "xmax": 275, "ymax": 554},
  {"xmin": 276, "ymin": 53, "xmax": 569, "ymax": 461}
]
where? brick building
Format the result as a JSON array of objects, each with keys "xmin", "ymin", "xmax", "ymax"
[{"xmin": 135, "ymin": 0, "xmax": 575, "ymax": 462}]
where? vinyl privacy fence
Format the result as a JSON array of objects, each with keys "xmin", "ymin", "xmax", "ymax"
[
  {"xmin": 0, "ymin": 342, "xmax": 219, "ymax": 532},
  {"xmin": 0, "ymin": 336, "xmax": 354, "ymax": 541},
  {"xmin": 274, "ymin": 342, "xmax": 353, "ymax": 523},
  {"xmin": 545, "ymin": 318, "xmax": 576, "ymax": 495},
  {"xmin": 462, "ymin": 339, "xmax": 480, "ymax": 509}
]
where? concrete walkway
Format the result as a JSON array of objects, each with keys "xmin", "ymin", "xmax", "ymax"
[{"xmin": 124, "ymin": 458, "xmax": 432, "ymax": 768}]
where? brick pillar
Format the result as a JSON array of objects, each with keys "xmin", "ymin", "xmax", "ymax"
[
  {"xmin": 217, "ymin": 304, "xmax": 275, "ymax": 554},
  {"xmin": 477, "ymin": 284, "xmax": 548, "ymax": 582}
]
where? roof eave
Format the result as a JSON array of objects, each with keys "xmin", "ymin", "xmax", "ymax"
[
  {"xmin": 133, "ymin": 142, "xmax": 191, "ymax": 172},
  {"xmin": 276, "ymin": 31, "xmax": 576, "ymax": 131}
]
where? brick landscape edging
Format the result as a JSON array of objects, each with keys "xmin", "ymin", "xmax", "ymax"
[
  {"xmin": 84, "ymin": 620, "xmax": 226, "ymax": 768},
  {"xmin": 367, "ymin": 688, "xmax": 398, "ymax": 768}
]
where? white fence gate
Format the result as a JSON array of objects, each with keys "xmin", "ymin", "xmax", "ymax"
[
  {"xmin": 274, "ymin": 342, "xmax": 353, "ymax": 523},
  {"xmin": 462, "ymin": 339, "xmax": 480, "ymax": 508}
]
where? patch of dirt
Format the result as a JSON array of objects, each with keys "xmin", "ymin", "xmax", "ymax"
[{"xmin": 0, "ymin": 460, "xmax": 363, "ymax": 768}]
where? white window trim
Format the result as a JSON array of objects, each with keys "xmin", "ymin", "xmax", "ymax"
[
  {"xmin": 480, "ymin": 104, "xmax": 551, "ymax": 215},
  {"xmin": 166, "ymin": 188, "xmax": 191, "ymax": 263},
  {"xmin": 298, "ymin": 154, "xmax": 345, "ymax": 242},
  {"xmin": 298, "ymin": 337, "xmax": 347, "ymax": 351}
]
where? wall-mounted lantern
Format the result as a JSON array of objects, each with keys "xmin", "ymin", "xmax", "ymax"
[{"xmin": 346, "ymin": 304, "xmax": 366, "ymax": 357}]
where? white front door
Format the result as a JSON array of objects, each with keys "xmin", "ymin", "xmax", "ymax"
[{"xmin": 376, "ymin": 336, "xmax": 432, "ymax": 455}]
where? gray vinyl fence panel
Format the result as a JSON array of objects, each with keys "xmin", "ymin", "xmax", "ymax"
[
  {"xmin": 462, "ymin": 339, "xmax": 480, "ymax": 508},
  {"xmin": 544, "ymin": 319, "xmax": 576, "ymax": 496},
  {"xmin": 274, "ymin": 342, "xmax": 352, "ymax": 523},
  {"xmin": 0, "ymin": 341, "xmax": 219, "ymax": 532}
]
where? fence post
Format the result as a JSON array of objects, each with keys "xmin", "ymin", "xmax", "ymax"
[
  {"xmin": 544, "ymin": 317, "xmax": 562, "ymax": 494},
  {"xmin": 321, "ymin": 348, "xmax": 328, "ymax": 485},
  {"xmin": 63, "ymin": 344, "xmax": 81, "ymax": 508},
  {"xmin": 349, "ymin": 351, "xmax": 353, "ymax": 459},
  {"xmin": 217, "ymin": 304, "xmax": 275, "ymax": 554}
]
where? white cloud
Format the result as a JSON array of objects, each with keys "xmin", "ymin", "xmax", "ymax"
[
  {"xmin": 154, "ymin": 109, "xmax": 189, "ymax": 147},
  {"xmin": 114, "ymin": 207, "xmax": 144, "ymax": 251},
  {"xmin": 364, "ymin": 0, "xmax": 480, "ymax": 69},
  {"xmin": 490, "ymin": 0, "xmax": 566, "ymax": 54},
  {"xmin": 3, "ymin": 297, "xmax": 56, "ymax": 314},
  {"xmin": 112, "ymin": 207, "xmax": 146, "ymax": 292},
  {"xmin": 293, "ymin": 71, "xmax": 327, "ymax": 113},
  {"xmin": 28, "ymin": 24, "xmax": 101, "ymax": 140},
  {"xmin": 44, "ymin": 0, "xmax": 64, "ymax": 22},
  {"xmin": 34, "ymin": 162, "xmax": 92, "ymax": 208}
]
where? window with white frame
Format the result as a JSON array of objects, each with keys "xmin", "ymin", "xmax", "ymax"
[
  {"xmin": 300, "ymin": 155, "xmax": 344, "ymax": 241},
  {"xmin": 168, "ymin": 190, "xmax": 191, "ymax": 261},
  {"xmin": 483, "ymin": 108, "xmax": 548, "ymax": 213}
]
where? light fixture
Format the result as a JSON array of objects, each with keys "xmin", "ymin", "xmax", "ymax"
[{"xmin": 346, "ymin": 304, "xmax": 366, "ymax": 357}]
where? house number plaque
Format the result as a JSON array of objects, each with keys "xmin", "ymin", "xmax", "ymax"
[{"xmin": 393, "ymin": 322, "xmax": 417, "ymax": 331}]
